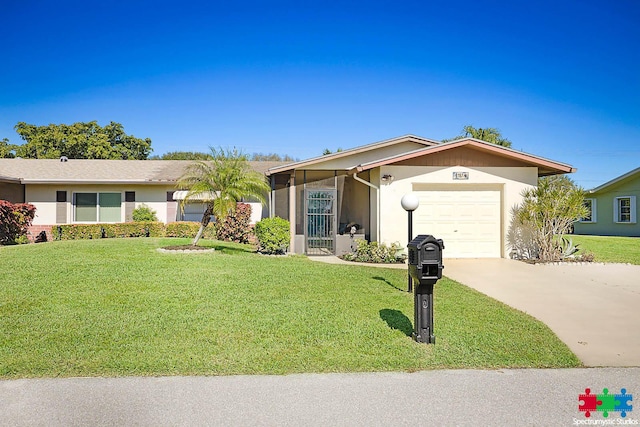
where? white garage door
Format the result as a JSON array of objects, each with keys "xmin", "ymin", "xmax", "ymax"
[{"xmin": 415, "ymin": 189, "xmax": 501, "ymax": 258}]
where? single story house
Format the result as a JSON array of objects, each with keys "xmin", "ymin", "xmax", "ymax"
[
  {"xmin": 266, "ymin": 135, "xmax": 575, "ymax": 258},
  {"xmin": 1, "ymin": 134, "xmax": 576, "ymax": 257},
  {"xmin": 0, "ymin": 159, "xmax": 284, "ymax": 240},
  {"xmin": 573, "ymin": 167, "xmax": 639, "ymax": 237}
]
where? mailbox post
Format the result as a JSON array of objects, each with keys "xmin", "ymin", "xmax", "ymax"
[{"xmin": 407, "ymin": 235, "xmax": 444, "ymax": 344}]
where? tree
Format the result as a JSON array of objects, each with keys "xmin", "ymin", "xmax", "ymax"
[
  {"xmin": 150, "ymin": 151, "xmax": 214, "ymax": 160},
  {"xmin": 444, "ymin": 125, "xmax": 512, "ymax": 148},
  {"xmin": 0, "ymin": 138, "xmax": 16, "ymax": 158},
  {"xmin": 322, "ymin": 147, "xmax": 343, "ymax": 155},
  {"xmin": 249, "ymin": 153, "xmax": 296, "ymax": 162},
  {"xmin": 177, "ymin": 147, "xmax": 270, "ymax": 246},
  {"xmin": 12, "ymin": 121, "xmax": 152, "ymax": 159},
  {"xmin": 512, "ymin": 175, "xmax": 588, "ymax": 261}
]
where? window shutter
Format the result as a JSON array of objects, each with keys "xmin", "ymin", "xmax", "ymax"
[
  {"xmin": 591, "ymin": 199, "xmax": 597, "ymax": 222},
  {"xmin": 631, "ymin": 196, "xmax": 637, "ymax": 223}
]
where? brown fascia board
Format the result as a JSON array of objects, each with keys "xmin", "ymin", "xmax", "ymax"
[
  {"xmin": 588, "ymin": 166, "xmax": 640, "ymax": 193},
  {"xmin": 265, "ymin": 134, "xmax": 440, "ymax": 175},
  {"xmin": 353, "ymin": 138, "xmax": 576, "ymax": 175}
]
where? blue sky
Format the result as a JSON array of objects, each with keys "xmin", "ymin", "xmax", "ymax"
[{"xmin": 1, "ymin": 0, "xmax": 638, "ymax": 188}]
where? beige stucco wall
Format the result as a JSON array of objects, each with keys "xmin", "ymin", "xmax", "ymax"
[
  {"xmin": 377, "ymin": 166, "xmax": 538, "ymax": 257},
  {"xmin": 25, "ymin": 184, "xmax": 176, "ymax": 225},
  {"xmin": 303, "ymin": 141, "xmax": 429, "ymax": 170}
]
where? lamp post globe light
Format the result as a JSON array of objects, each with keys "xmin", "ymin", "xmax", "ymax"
[{"xmin": 401, "ymin": 193, "xmax": 419, "ymax": 292}]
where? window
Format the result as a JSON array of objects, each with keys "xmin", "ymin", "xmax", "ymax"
[
  {"xmin": 74, "ymin": 192, "xmax": 122, "ymax": 222},
  {"xmin": 125, "ymin": 191, "xmax": 135, "ymax": 202},
  {"xmin": 614, "ymin": 196, "xmax": 637, "ymax": 224},
  {"xmin": 580, "ymin": 199, "xmax": 596, "ymax": 222},
  {"xmin": 56, "ymin": 191, "xmax": 67, "ymax": 203}
]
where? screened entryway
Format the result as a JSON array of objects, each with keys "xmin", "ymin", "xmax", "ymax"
[{"xmin": 305, "ymin": 189, "xmax": 337, "ymax": 255}]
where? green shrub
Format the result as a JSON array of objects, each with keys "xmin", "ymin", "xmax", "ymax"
[
  {"xmin": 255, "ymin": 217, "xmax": 290, "ymax": 254},
  {"xmin": 164, "ymin": 221, "xmax": 215, "ymax": 239},
  {"xmin": 132, "ymin": 204, "xmax": 158, "ymax": 222},
  {"xmin": 216, "ymin": 203, "xmax": 253, "ymax": 244},
  {"xmin": 341, "ymin": 239, "xmax": 404, "ymax": 263},
  {"xmin": 55, "ymin": 222, "xmax": 165, "ymax": 240}
]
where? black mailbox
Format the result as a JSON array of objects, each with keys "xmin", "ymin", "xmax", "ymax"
[
  {"xmin": 407, "ymin": 234, "xmax": 444, "ymax": 344},
  {"xmin": 408, "ymin": 235, "xmax": 444, "ymax": 285}
]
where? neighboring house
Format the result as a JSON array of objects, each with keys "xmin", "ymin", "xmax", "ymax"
[
  {"xmin": 266, "ymin": 135, "xmax": 575, "ymax": 258},
  {"xmin": 574, "ymin": 167, "xmax": 640, "ymax": 237},
  {"xmin": 0, "ymin": 159, "xmax": 283, "ymax": 240}
]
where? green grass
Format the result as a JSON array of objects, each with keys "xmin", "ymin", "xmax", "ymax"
[
  {"xmin": 569, "ymin": 235, "xmax": 640, "ymax": 264},
  {"xmin": 0, "ymin": 238, "xmax": 580, "ymax": 378}
]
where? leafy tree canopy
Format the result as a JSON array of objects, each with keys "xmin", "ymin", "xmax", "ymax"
[
  {"xmin": 443, "ymin": 125, "xmax": 512, "ymax": 148},
  {"xmin": 1, "ymin": 138, "xmax": 16, "ymax": 158},
  {"xmin": 12, "ymin": 121, "xmax": 152, "ymax": 159},
  {"xmin": 150, "ymin": 151, "xmax": 213, "ymax": 160},
  {"xmin": 151, "ymin": 151, "xmax": 296, "ymax": 162}
]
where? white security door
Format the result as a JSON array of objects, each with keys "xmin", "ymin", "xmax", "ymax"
[{"xmin": 415, "ymin": 189, "xmax": 501, "ymax": 258}]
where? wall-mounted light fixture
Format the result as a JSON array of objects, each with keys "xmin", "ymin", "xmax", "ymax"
[{"xmin": 381, "ymin": 174, "xmax": 394, "ymax": 183}]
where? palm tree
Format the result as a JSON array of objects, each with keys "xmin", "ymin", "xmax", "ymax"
[
  {"xmin": 177, "ymin": 147, "xmax": 271, "ymax": 246},
  {"xmin": 444, "ymin": 125, "xmax": 512, "ymax": 148}
]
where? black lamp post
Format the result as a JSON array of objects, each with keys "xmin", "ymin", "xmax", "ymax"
[{"xmin": 401, "ymin": 193, "xmax": 419, "ymax": 292}]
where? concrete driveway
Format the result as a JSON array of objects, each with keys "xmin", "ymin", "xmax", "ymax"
[{"xmin": 443, "ymin": 259, "xmax": 640, "ymax": 367}]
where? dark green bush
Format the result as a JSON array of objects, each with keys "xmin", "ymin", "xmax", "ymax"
[
  {"xmin": 132, "ymin": 204, "xmax": 158, "ymax": 222},
  {"xmin": 255, "ymin": 217, "xmax": 290, "ymax": 254},
  {"xmin": 216, "ymin": 203, "xmax": 253, "ymax": 244}
]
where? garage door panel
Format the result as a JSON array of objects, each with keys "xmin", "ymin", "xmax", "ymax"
[{"xmin": 415, "ymin": 190, "xmax": 501, "ymax": 258}]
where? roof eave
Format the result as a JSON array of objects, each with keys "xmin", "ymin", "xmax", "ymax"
[
  {"xmin": 588, "ymin": 167, "xmax": 640, "ymax": 193},
  {"xmin": 353, "ymin": 138, "xmax": 575, "ymax": 176},
  {"xmin": 266, "ymin": 134, "xmax": 439, "ymax": 175},
  {"xmin": 20, "ymin": 179, "xmax": 178, "ymax": 185}
]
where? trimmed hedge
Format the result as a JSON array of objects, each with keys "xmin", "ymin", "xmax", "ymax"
[
  {"xmin": 55, "ymin": 221, "xmax": 198, "ymax": 241},
  {"xmin": 165, "ymin": 221, "xmax": 216, "ymax": 239}
]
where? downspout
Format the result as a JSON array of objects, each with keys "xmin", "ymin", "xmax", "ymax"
[{"xmin": 352, "ymin": 171, "xmax": 380, "ymax": 243}]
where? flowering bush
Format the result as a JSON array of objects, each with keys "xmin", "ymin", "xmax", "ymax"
[
  {"xmin": 341, "ymin": 239, "xmax": 405, "ymax": 263},
  {"xmin": 0, "ymin": 200, "xmax": 36, "ymax": 245}
]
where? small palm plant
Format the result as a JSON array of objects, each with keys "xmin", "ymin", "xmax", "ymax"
[{"xmin": 177, "ymin": 147, "xmax": 270, "ymax": 246}]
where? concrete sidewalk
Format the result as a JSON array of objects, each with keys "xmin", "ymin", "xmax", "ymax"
[{"xmin": 2, "ymin": 368, "xmax": 638, "ymax": 426}]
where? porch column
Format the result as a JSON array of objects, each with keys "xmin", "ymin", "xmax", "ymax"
[{"xmin": 288, "ymin": 172, "xmax": 296, "ymax": 253}]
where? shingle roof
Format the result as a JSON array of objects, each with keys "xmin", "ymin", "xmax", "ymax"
[
  {"xmin": 589, "ymin": 166, "xmax": 640, "ymax": 193},
  {"xmin": 0, "ymin": 159, "xmax": 286, "ymax": 184}
]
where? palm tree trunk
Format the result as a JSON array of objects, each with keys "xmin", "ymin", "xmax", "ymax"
[
  {"xmin": 192, "ymin": 203, "xmax": 214, "ymax": 246},
  {"xmin": 192, "ymin": 224, "xmax": 205, "ymax": 246}
]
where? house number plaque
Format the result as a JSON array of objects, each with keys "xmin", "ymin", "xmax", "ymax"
[{"xmin": 452, "ymin": 171, "xmax": 469, "ymax": 180}]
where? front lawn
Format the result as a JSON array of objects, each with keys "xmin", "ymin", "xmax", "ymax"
[
  {"xmin": 0, "ymin": 238, "xmax": 580, "ymax": 378},
  {"xmin": 569, "ymin": 235, "xmax": 640, "ymax": 264}
]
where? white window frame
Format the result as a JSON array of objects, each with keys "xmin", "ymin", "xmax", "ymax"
[
  {"xmin": 580, "ymin": 198, "xmax": 597, "ymax": 223},
  {"xmin": 614, "ymin": 196, "xmax": 637, "ymax": 224}
]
